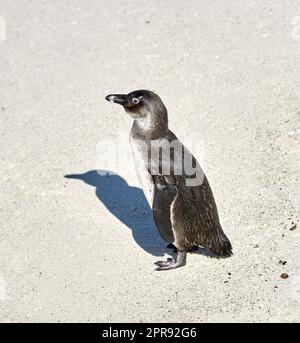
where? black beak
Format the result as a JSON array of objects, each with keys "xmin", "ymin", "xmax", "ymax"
[
  {"xmin": 105, "ymin": 94, "xmax": 128, "ymax": 105},
  {"xmin": 64, "ymin": 173, "xmax": 82, "ymax": 180}
]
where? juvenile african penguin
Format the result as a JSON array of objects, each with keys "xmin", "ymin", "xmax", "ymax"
[{"xmin": 105, "ymin": 90, "xmax": 232, "ymax": 270}]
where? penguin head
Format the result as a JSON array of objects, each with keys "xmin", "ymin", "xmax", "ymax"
[{"xmin": 105, "ymin": 90, "xmax": 167, "ymax": 120}]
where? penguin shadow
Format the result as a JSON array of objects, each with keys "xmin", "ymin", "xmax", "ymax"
[{"xmin": 64, "ymin": 170, "xmax": 167, "ymax": 257}]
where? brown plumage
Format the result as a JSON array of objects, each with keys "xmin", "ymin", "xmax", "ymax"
[
  {"xmin": 168, "ymin": 174, "xmax": 232, "ymax": 257},
  {"xmin": 105, "ymin": 90, "xmax": 232, "ymax": 270}
]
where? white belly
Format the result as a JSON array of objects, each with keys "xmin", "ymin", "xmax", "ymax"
[{"xmin": 130, "ymin": 135, "xmax": 154, "ymax": 207}]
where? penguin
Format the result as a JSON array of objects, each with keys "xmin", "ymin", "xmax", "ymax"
[{"xmin": 105, "ymin": 90, "xmax": 232, "ymax": 270}]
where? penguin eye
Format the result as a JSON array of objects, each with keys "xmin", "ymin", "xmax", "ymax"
[{"xmin": 132, "ymin": 97, "xmax": 139, "ymax": 105}]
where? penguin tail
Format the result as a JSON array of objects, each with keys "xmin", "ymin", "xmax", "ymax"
[{"xmin": 207, "ymin": 229, "xmax": 233, "ymax": 258}]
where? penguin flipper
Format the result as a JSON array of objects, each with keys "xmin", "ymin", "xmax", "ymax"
[{"xmin": 152, "ymin": 176, "xmax": 177, "ymax": 244}]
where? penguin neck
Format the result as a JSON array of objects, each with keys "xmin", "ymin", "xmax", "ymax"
[{"xmin": 132, "ymin": 111, "xmax": 169, "ymax": 140}]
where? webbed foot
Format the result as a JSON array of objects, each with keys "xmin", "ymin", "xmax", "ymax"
[{"xmin": 155, "ymin": 251, "xmax": 187, "ymax": 271}]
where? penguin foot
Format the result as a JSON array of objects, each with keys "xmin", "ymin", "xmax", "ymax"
[{"xmin": 155, "ymin": 251, "xmax": 187, "ymax": 271}]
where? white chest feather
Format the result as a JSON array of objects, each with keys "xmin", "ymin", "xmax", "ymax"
[
  {"xmin": 130, "ymin": 135, "xmax": 154, "ymax": 207},
  {"xmin": 135, "ymin": 114, "xmax": 152, "ymax": 131}
]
